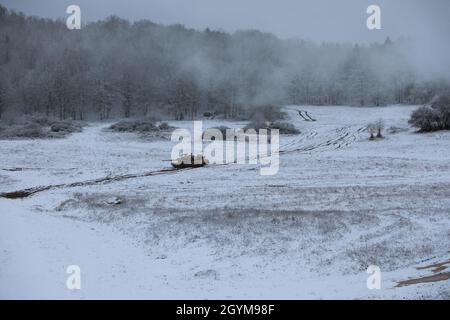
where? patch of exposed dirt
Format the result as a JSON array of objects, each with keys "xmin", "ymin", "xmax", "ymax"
[{"xmin": 396, "ymin": 272, "xmax": 450, "ymax": 287}]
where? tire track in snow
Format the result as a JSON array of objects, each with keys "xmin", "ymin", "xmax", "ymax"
[
  {"xmin": 280, "ymin": 126, "xmax": 366, "ymax": 155},
  {"xmin": 0, "ymin": 166, "xmax": 197, "ymax": 199}
]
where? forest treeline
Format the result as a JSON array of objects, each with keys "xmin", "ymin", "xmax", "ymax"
[{"xmin": 0, "ymin": 4, "xmax": 448, "ymax": 121}]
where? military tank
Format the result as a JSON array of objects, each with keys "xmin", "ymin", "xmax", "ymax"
[{"xmin": 171, "ymin": 154, "xmax": 209, "ymax": 169}]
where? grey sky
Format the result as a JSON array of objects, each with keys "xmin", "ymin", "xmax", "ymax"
[
  {"xmin": 2, "ymin": 0, "xmax": 449, "ymax": 78},
  {"xmin": 1, "ymin": 0, "xmax": 449, "ymax": 43}
]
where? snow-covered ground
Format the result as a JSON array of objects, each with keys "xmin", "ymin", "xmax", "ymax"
[{"xmin": 1, "ymin": 105, "xmax": 449, "ymax": 299}]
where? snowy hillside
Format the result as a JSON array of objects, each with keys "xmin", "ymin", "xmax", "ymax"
[{"xmin": 1, "ymin": 105, "xmax": 449, "ymax": 299}]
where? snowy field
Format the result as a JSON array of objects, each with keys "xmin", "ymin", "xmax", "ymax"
[{"xmin": 0, "ymin": 105, "xmax": 449, "ymax": 299}]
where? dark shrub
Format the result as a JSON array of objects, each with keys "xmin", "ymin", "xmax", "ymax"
[
  {"xmin": 367, "ymin": 120, "xmax": 385, "ymax": 140},
  {"xmin": 134, "ymin": 121, "xmax": 157, "ymax": 132},
  {"xmin": 269, "ymin": 121, "xmax": 300, "ymax": 134},
  {"xmin": 19, "ymin": 123, "xmax": 46, "ymax": 137},
  {"xmin": 0, "ymin": 123, "xmax": 46, "ymax": 138},
  {"xmin": 409, "ymin": 106, "xmax": 444, "ymax": 132},
  {"xmin": 0, "ymin": 116, "xmax": 84, "ymax": 139},
  {"xmin": 431, "ymin": 94, "xmax": 450, "ymax": 129},
  {"xmin": 244, "ymin": 121, "xmax": 269, "ymax": 132},
  {"xmin": 109, "ymin": 120, "xmax": 136, "ymax": 132},
  {"xmin": 50, "ymin": 121, "xmax": 83, "ymax": 133},
  {"xmin": 109, "ymin": 119, "xmax": 157, "ymax": 132},
  {"xmin": 158, "ymin": 122, "xmax": 172, "ymax": 131},
  {"xmin": 202, "ymin": 126, "xmax": 230, "ymax": 139},
  {"xmin": 409, "ymin": 93, "xmax": 450, "ymax": 132}
]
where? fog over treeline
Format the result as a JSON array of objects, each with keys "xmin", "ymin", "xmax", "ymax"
[{"xmin": 0, "ymin": 4, "xmax": 448, "ymax": 121}]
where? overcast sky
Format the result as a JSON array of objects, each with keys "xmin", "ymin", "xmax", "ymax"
[
  {"xmin": 2, "ymin": 0, "xmax": 449, "ymax": 77},
  {"xmin": 1, "ymin": 0, "xmax": 449, "ymax": 43}
]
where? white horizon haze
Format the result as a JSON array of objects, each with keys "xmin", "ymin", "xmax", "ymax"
[{"xmin": 1, "ymin": 0, "xmax": 449, "ymax": 78}]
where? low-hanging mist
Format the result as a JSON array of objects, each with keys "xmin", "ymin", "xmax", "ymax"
[{"xmin": 0, "ymin": 4, "xmax": 448, "ymax": 121}]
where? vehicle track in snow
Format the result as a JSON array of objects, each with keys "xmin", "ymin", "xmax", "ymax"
[
  {"xmin": 281, "ymin": 107, "xmax": 366, "ymax": 154},
  {"xmin": 280, "ymin": 130, "xmax": 318, "ymax": 150},
  {"xmin": 297, "ymin": 109, "xmax": 316, "ymax": 121},
  {"xmin": 0, "ymin": 166, "xmax": 197, "ymax": 199},
  {"xmin": 280, "ymin": 125, "xmax": 367, "ymax": 155}
]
